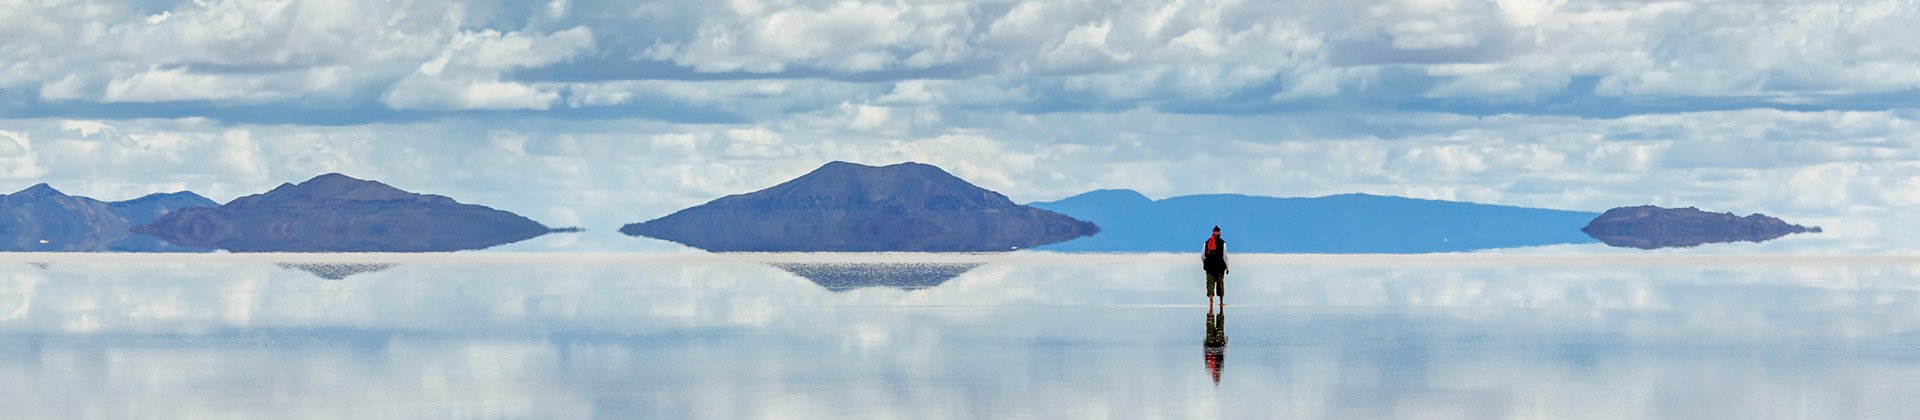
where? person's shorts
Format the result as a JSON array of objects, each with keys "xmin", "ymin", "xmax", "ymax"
[{"xmin": 1206, "ymin": 272, "xmax": 1225, "ymax": 297}]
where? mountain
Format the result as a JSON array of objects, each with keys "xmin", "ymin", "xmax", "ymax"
[
  {"xmin": 110, "ymin": 191, "xmax": 221, "ymax": 225},
  {"xmin": 0, "ymin": 184, "xmax": 215, "ymax": 252},
  {"xmin": 1581, "ymin": 205, "xmax": 1821, "ymax": 249},
  {"xmin": 134, "ymin": 173, "xmax": 550, "ymax": 252},
  {"xmin": 621, "ymin": 161, "xmax": 1098, "ymax": 252},
  {"xmin": 1027, "ymin": 190, "xmax": 1600, "ymax": 253}
]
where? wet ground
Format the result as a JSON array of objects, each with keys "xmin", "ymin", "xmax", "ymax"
[{"xmin": 0, "ymin": 255, "xmax": 1916, "ymax": 418}]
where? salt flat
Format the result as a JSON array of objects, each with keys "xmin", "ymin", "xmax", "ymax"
[{"xmin": 3, "ymin": 254, "xmax": 1918, "ymax": 418}]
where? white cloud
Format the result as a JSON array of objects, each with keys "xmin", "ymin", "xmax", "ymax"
[
  {"xmin": 720, "ymin": 127, "xmax": 796, "ymax": 159},
  {"xmin": 645, "ymin": 1, "xmax": 969, "ymax": 73},
  {"xmin": 383, "ymin": 79, "xmax": 562, "ymax": 111},
  {"xmin": 47, "ymin": 63, "xmax": 353, "ymax": 104},
  {"xmin": 381, "ymin": 26, "xmax": 595, "ymax": 110},
  {"xmin": 3, "ymin": 0, "xmax": 454, "ymax": 103},
  {"xmin": 0, "ymin": 0, "xmax": 1915, "ymax": 113},
  {"xmin": 0, "ymin": 130, "xmax": 47, "ymax": 179}
]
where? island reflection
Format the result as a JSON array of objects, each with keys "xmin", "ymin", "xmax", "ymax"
[
  {"xmin": 0, "ymin": 259, "xmax": 1916, "ymax": 418},
  {"xmin": 770, "ymin": 262, "xmax": 982, "ymax": 292},
  {"xmin": 275, "ymin": 262, "xmax": 401, "ymax": 280}
]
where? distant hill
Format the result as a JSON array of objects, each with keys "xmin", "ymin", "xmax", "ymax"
[
  {"xmin": 1027, "ymin": 189, "xmax": 1599, "ymax": 253},
  {"xmin": 135, "ymin": 173, "xmax": 550, "ymax": 252},
  {"xmin": 110, "ymin": 191, "xmax": 223, "ymax": 226},
  {"xmin": 1582, "ymin": 205, "xmax": 1820, "ymax": 249},
  {"xmin": 0, "ymin": 184, "xmax": 215, "ymax": 252},
  {"xmin": 621, "ymin": 161, "xmax": 1097, "ymax": 252}
]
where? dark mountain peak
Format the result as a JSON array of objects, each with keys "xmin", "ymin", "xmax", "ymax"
[
  {"xmin": 109, "ymin": 190, "xmax": 220, "ymax": 226},
  {"xmin": 11, "ymin": 183, "xmax": 65, "ymax": 199},
  {"xmin": 744, "ymin": 161, "xmax": 1014, "ymax": 209},
  {"xmin": 1582, "ymin": 205, "xmax": 1820, "ymax": 249},
  {"xmin": 623, "ymin": 161, "xmax": 1097, "ymax": 252},
  {"xmin": 231, "ymin": 174, "xmax": 452, "ymax": 208},
  {"xmin": 811, "ymin": 160, "xmax": 970, "ymax": 183},
  {"xmin": 287, "ymin": 173, "xmax": 426, "ymax": 201},
  {"xmin": 311, "ymin": 172, "xmax": 357, "ymax": 182},
  {"xmin": 807, "ymin": 161, "xmax": 940, "ymax": 180},
  {"xmin": 117, "ymin": 191, "xmax": 218, "ymax": 207},
  {"xmin": 819, "ymin": 160, "xmax": 940, "ymax": 173}
]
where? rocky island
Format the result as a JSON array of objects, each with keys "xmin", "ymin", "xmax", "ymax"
[
  {"xmin": 135, "ymin": 173, "xmax": 552, "ymax": 252},
  {"xmin": 1581, "ymin": 205, "xmax": 1821, "ymax": 249},
  {"xmin": 621, "ymin": 161, "xmax": 1098, "ymax": 252},
  {"xmin": 0, "ymin": 184, "xmax": 216, "ymax": 252}
]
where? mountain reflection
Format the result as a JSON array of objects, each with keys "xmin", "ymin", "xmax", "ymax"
[
  {"xmin": 2, "ymin": 259, "xmax": 1919, "ymax": 418},
  {"xmin": 0, "ymin": 231, "xmax": 212, "ymax": 252},
  {"xmin": 274, "ymin": 263, "xmax": 399, "ymax": 280},
  {"xmin": 770, "ymin": 262, "xmax": 982, "ymax": 292},
  {"xmin": 1586, "ymin": 231, "xmax": 1805, "ymax": 249}
]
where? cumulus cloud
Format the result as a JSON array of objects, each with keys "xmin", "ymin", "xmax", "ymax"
[
  {"xmin": 1, "ymin": 0, "xmax": 1915, "ymax": 115},
  {"xmin": 0, "ymin": 0, "xmax": 599, "ymax": 110},
  {"xmin": 381, "ymin": 26, "xmax": 596, "ymax": 110},
  {"xmin": 643, "ymin": 1, "xmax": 973, "ymax": 73},
  {"xmin": 0, "ymin": 130, "xmax": 47, "ymax": 180}
]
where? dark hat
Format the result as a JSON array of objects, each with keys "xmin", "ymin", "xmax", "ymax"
[{"xmin": 1212, "ymin": 226, "xmax": 1220, "ymax": 232}]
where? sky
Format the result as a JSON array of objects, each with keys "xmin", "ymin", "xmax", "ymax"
[{"xmin": 0, "ymin": 0, "xmax": 1917, "ymax": 251}]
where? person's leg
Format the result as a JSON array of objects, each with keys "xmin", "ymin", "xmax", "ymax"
[
  {"xmin": 1207, "ymin": 272, "xmax": 1222, "ymax": 307},
  {"xmin": 1218, "ymin": 273, "xmax": 1225, "ymax": 306},
  {"xmin": 1198, "ymin": 272, "xmax": 1213, "ymax": 304},
  {"xmin": 1205, "ymin": 272, "xmax": 1216, "ymax": 305}
]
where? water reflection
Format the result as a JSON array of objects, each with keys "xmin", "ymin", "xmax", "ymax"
[
  {"xmin": 1586, "ymin": 230, "xmax": 1810, "ymax": 250},
  {"xmin": 274, "ymin": 263, "xmax": 400, "ymax": 280},
  {"xmin": 770, "ymin": 262, "xmax": 981, "ymax": 292},
  {"xmin": 0, "ymin": 258, "xmax": 1917, "ymax": 418},
  {"xmin": 0, "ymin": 230, "xmax": 212, "ymax": 252},
  {"xmin": 1205, "ymin": 308, "xmax": 1227, "ymax": 385}
]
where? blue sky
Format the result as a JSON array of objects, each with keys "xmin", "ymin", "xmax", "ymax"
[{"xmin": 1, "ymin": 0, "xmax": 1917, "ymax": 250}]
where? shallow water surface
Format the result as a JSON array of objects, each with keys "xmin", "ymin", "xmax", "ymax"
[{"xmin": 1, "ymin": 256, "xmax": 1917, "ymax": 418}]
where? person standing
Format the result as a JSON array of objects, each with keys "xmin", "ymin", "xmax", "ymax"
[{"xmin": 1203, "ymin": 226, "xmax": 1228, "ymax": 308}]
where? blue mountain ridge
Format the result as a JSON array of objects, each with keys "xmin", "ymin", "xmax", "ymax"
[{"xmin": 1027, "ymin": 189, "xmax": 1601, "ymax": 253}]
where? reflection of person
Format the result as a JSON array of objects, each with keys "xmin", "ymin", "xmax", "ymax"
[
  {"xmin": 1205, "ymin": 307, "xmax": 1227, "ymax": 385},
  {"xmin": 1203, "ymin": 226, "xmax": 1229, "ymax": 308}
]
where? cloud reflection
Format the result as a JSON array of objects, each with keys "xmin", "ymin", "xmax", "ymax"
[{"xmin": 0, "ymin": 259, "xmax": 1916, "ymax": 418}]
